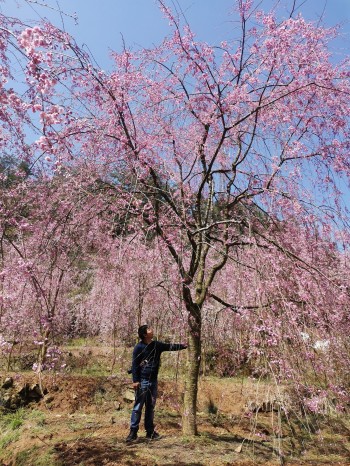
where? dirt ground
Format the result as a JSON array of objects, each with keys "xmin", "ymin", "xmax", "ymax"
[{"xmin": 0, "ymin": 347, "xmax": 349, "ymax": 465}]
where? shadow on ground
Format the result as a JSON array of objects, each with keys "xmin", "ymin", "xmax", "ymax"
[
  {"xmin": 55, "ymin": 438, "xmax": 132, "ymax": 466},
  {"xmin": 53, "ymin": 432, "xmax": 278, "ymax": 466}
]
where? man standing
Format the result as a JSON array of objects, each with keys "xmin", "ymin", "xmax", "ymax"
[{"xmin": 126, "ymin": 324, "xmax": 187, "ymax": 443}]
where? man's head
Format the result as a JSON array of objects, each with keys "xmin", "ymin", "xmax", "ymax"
[{"xmin": 138, "ymin": 324, "xmax": 153, "ymax": 342}]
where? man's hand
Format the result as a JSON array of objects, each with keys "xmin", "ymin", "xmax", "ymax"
[{"xmin": 132, "ymin": 382, "xmax": 140, "ymax": 390}]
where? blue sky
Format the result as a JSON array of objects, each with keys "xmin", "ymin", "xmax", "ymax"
[{"xmin": 1, "ymin": 0, "xmax": 349, "ymax": 69}]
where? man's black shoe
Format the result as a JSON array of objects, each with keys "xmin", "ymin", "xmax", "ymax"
[
  {"xmin": 125, "ymin": 429, "xmax": 138, "ymax": 443},
  {"xmin": 146, "ymin": 431, "xmax": 161, "ymax": 440}
]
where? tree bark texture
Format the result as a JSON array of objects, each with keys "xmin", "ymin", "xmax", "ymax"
[{"xmin": 182, "ymin": 305, "xmax": 201, "ymax": 436}]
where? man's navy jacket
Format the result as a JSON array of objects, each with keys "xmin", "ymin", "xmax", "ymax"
[{"xmin": 131, "ymin": 340, "xmax": 186, "ymax": 382}]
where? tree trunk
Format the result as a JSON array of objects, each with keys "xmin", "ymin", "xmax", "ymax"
[
  {"xmin": 36, "ymin": 329, "xmax": 50, "ymax": 395},
  {"xmin": 182, "ymin": 305, "xmax": 201, "ymax": 436}
]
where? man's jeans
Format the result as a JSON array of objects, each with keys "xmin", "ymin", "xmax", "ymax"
[{"xmin": 130, "ymin": 379, "xmax": 158, "ymax": 434}]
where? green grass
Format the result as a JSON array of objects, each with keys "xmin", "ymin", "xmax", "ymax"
[
  {"xmin": 0, "ymin": 407, "xmax": 26, "ymax": 430},
  {"xmin": 79, "ymin": 363, "xmax": 110, "ymax": 376},
  {"xmin": 0, "ymin": 429, "xmax": 20, "ymax": 450},
  {"xmin": 64, "ymin": 337, "xmax": 94, "ymax": 348},
  {"xmin": 15, "ymin": 447, "xmax": 58, "ymax": 466},
  {"xmin": 0, "ymin": 409, "xmax": 47, "ymax": 458}
]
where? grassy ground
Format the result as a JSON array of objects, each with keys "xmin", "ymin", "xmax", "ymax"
[{"xmin": 0, "ymin": 343, "xmax": 349, "ymax": 465}]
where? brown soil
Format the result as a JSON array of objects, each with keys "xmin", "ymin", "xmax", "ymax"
[{"xmin": 0, "ymin": 365, "xmax": 349, "ymax": 465}]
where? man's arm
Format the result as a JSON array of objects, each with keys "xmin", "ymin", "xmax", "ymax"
[
  {"xmin": 156, "ymin": 341, "xmax": 187, "ymax": 352},
  {"xmin": 131, "ymin": 344, "xmax": 142, "ymax": 388}
]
